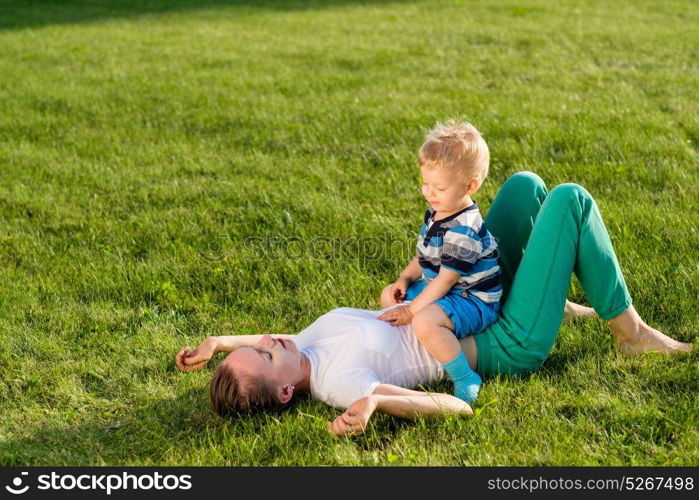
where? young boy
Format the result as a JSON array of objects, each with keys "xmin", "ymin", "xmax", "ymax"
[{"xmin": 377, "ymin": 119, "xmax": 501, "ymax": 403}]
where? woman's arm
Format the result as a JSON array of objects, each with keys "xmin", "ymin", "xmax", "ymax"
[
  {"xmin": 175, "ymin": 334, "xmax": 296, "ymax": 372},
  {"xmin": 212, "ymin": 334, "xmax": 296, "ymax": 353},
  {"xmin": 327, "ymin": 383, "xmax": 472, "ymax": 436},
  {"xmin": 372, "ymin": 383, "xmax": 472, "ymax": 418}
]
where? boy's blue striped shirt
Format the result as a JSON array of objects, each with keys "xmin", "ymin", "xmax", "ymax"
[{"xmin": 416, "ymin": 203, "xmax": 502, "ymax": 304}]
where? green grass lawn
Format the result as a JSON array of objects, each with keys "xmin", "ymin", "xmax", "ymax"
[{"xmin": 0, "ymin": 0, "xmax": 697, "ymax": 465}]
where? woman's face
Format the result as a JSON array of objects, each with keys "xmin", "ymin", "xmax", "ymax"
[{"xmin": 223, "ymin": 335, "xmax": 303, "ymax": 399}]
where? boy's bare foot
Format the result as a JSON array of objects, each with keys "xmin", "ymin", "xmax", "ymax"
[
  {"xmin": 609, "ymin": 306, "xmax": 693, "ymax": 356},
  {"xmin": 564, "ymin": 300, "xmax": 596, "ymax": 321}
]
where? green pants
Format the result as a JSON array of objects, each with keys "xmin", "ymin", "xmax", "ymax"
[{"xmin": 473, "ymin": 172, "xmax": 632, "ymax": 377}]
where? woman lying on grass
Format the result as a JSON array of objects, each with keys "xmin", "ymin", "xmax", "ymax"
[{"xmin": 175, "ymin": 172, "xmax": 693, "ymax": 437}]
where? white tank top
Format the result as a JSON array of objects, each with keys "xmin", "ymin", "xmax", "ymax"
[{"xmin": 293, "ymin": 306, "xmax": 444, "ymax": 409}]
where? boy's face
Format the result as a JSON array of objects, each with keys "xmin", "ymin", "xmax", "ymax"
[{"xmin": 420, "ymin": 166, "xmax": 473, "ymax": 213}]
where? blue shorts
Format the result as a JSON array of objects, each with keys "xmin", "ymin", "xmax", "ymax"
[{"xmin": 405, "ymin": 280, "xmax": 500, "ymax": 339}]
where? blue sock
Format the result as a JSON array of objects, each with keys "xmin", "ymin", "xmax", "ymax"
[{"xmin": 442, "ymin": 351, "xmax": 482, "ymax": 403}]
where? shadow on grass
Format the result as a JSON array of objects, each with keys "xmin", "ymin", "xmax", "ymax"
[
  {"xmin": 0, "ymin": 0, "xmax": 419, "ymax": 31},
  {"xmin": 0, "ymin": 385, "xmax": 410, "ymax": 465},
  {"xmin": 0, "ymin": 387, "xmax": 216, "ymax": 465},
  {"xmin": 538, "ymin": 342, "xmax": 607, "ymax": 376}
]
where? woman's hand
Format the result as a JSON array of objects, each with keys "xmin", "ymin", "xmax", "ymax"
[
  {"xmin": 389, "ymin": 277, "xmax": 411, "ymax": 304},
  {"xmin": 377, "ymin": 305, "xmax": 414, "ymax": 326},
  {"xmin": 175, "ymin": 337, "xmax": 220, "ymax": 372},
  {"xmin": 327, "ymin": 396, "xmax": 377, "ymax": 437}
]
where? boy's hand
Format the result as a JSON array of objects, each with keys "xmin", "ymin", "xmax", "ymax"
[
  {"xmin": 377, "ymin": 305, "xmax": 414, "ymax": 326},
  {"xmin": 390, "ymin": 277, "xmax": 411, "ymax": 304}
]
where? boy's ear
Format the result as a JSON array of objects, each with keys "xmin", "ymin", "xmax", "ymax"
[{"xmin": 465, "ymin": 178, "xmax": 480, "ymax": 195}]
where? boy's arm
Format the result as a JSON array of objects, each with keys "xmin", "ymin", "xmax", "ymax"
[
  {"xmin": 406, "ymin": 224, "xmax": 486, "ymax": 314},
  {"xmin": 398, "ymin": 254, "xmax": 422, "ymax": 283},
  {"xmin": 406, "ymin": 267, "xmax": 461, "ymax": 314},
  {"xmin": 385, "ymin": 255, "xmax": 422, "ymax": 306},
  {"xmin": 377, "ymin": 267, "xmax": 460, "ymax": 324}
]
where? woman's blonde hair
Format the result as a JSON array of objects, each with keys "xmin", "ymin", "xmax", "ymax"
[{"xmin": 418, "ymin": 119, "xmax": 490, "ymax": 184}]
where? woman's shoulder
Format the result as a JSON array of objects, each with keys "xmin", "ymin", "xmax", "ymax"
[
  {"xmin": 299, "ymin": 307, "xmax": 380, "ymax": 341},
  {"xmin": 324, "ymin": 307, "xmax": 381, "ymax": 318}
]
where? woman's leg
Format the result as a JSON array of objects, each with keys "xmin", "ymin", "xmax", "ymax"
[
  {"xmin": 484, "ymin": 171, "xmax": 548, "ymax": 301},
  {"xmin": 485, "ymin": 171, "xmax": 596, "ymax": 319},
  {"xmin": 502, "ymin": 183, "xmax": 630, "ymax": 340},
  {"xmin": 476, "ymin": 182, "xmax": 690, "ymax": 376}
]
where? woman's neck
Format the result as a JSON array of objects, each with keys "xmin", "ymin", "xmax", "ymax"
[{"xmin": 295, "ymin": 353, "xmax": 312, "ymax": 394}]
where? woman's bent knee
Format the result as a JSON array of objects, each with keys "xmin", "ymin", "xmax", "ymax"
[
  {"xmin": 502, "ymin": 171, "xmax": 547, "ymax": 194},
  {"xmin": 548, "ymin": 183, "xmax": 593, "ymax": 205},
  {"xmin": 545, "ymin": 183, "xmax": 597, "ymax": 224}
]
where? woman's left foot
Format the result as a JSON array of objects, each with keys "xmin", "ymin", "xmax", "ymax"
[
  {"xmin": 609, "ymin": 306, "xmax": 693, "ymax": 356},
  {"xmin": 614, "ymin": 323, "xmax": 693, "ymax": 356}
]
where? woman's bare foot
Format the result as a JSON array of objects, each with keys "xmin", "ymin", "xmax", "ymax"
[
  {"xmin": 564, "ymin": 300, "xmax": 596, "ymax": 321},
  {"xmin": 609, "ymin": 306, "xmax": 693, "ymax": 356}
]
